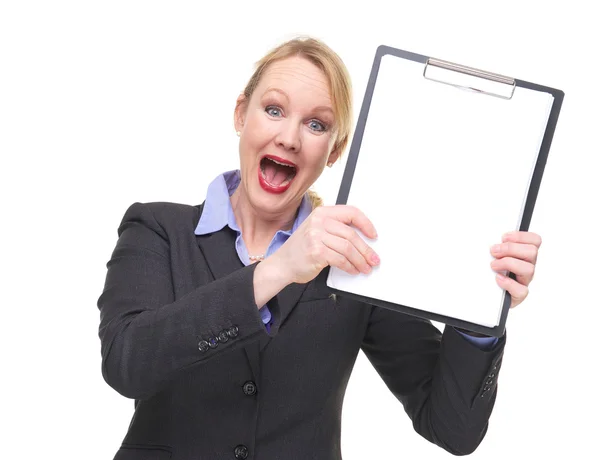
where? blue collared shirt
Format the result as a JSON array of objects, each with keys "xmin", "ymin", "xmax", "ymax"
[{"xmin": 195, "ymin": 170, "xmax": 498, "ymax": 349}]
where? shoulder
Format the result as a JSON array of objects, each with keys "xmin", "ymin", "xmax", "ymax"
[{"xmin": 119, "ymin": 201, "xmax": 205, "ymax": 238}]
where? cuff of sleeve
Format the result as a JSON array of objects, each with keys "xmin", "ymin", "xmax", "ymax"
[
  {"xmin": 264, "ymin": 298, "xmax": 280, "ymax": 336},
  {"xmin": 454, "ymin": 328, "xmax": 499, "ymax": 351}
]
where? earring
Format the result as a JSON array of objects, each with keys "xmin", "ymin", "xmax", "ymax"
[{"xmin": 236, "ymin": 131, "xmax": 241, "ymax": 137}]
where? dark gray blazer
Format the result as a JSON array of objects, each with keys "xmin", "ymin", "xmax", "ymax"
[{"xmin": 97, "ymin": 201, "xmax": 506, "ymax": 460}]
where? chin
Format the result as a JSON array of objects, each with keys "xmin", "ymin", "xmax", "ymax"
[{"xmin": 252, "ymin": 180, "xmax": 297, "ymax": 208}]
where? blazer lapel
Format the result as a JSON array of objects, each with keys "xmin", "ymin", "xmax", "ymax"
[
  {"xmin": 258, "ymin": 281, "xmax": 308, "ymax": 351},
  {"xmin": 195, "ymin": 228, "xmax": 242, "ymax": 282},
  {"xmin": 258, "ymin": 269, "xmax": 333, "ymax": 351}
]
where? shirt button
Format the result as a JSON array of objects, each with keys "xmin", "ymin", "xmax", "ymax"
[
  {"xmin": 218, "ymin": 330, "xmax": 229, "ymax": 343},
  {"xmin": 208, "ymin": 337, "xmax": 218, "ymax": 349},
  {"xmin": 227, "ymin": 325, "xmax": 239, "ymax": 338},
  {"xmin": 234, "ymin": 444, "xmax": 249, "ymax": 459},
  {"xmin": 243, "ymin": 381, "xmax": 257, "ymax": 396},
  {"xmin": 198, "ymin": 340, "xmax": 209, "ymax": 353}
]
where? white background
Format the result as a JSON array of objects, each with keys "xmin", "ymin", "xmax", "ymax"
[{"xmin": 1, "ymin": 1, "xmax": 598, "ymax": 459}]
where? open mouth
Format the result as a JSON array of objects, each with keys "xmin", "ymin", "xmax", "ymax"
[{"xmin": 258, "ymin": 155, "xmax": 297, "ymax": 193}]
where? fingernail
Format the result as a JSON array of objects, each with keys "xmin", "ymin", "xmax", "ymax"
[
  {"xmin": 491, "ymin": 244, "xmax": 501, "ymax": 253},
  {"xmin": 371, "ymin": 253, "xmax": 380, "ymax": 265},
  {"xmin": 496, "ymin": 273, "xmax": 506, "ymax": 280}
]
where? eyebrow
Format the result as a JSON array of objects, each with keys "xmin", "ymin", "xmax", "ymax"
[{"xmin": 262, "ymin": 87, "xmax": 334, "ymax": 115}]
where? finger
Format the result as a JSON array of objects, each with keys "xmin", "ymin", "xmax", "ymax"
[
  {"xmin": 322, "ymin": 233, "xmax": 372, "ymax": 274},
  {"xmin": 491, "ymin": 242, "xmax": 538, "ymax": 264},
  {"xmin": 496, "ymin": 273, "xmax": 529, "ymax": 308},
  {"xmin": 490, "ymin": 256, "xmax": 535, "ymax": 286},
  {"xmin": 324, "ymin": 218, "xmax": 380, "ymax": 266},
  {"xmin": 323, "ymin": 244, "xmax": 361, "ymax": 275},
  {"xmin": 324, "ymin": 205, "xmax": 378, "ymax": 240},
  {"xmin": 502, "ymin": 231, "xmax": 542, "ymax": 248}
]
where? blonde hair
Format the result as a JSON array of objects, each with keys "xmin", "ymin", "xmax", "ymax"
[{"xmin": 241, "ymin": 36, "xmax": 353, "ymax": 209}]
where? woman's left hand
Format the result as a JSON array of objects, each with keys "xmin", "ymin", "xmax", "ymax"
[{"xmin": 490, "ymin": 231, "xmax": 542, "ymax": 309}]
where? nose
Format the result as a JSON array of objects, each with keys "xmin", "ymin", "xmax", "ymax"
[{"xmin": 275, "ymin": 120, "xmax": 301, "ymax": 153}]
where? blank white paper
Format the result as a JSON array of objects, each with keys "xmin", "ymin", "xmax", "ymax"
[{"xmin": 327, "ymin": 53, "xmax": 554, "ymax": 327}]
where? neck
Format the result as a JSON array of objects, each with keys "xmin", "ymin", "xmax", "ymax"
[{"xmin": 230, "ymin": 183, "xmax": 299, "ymax": 252}]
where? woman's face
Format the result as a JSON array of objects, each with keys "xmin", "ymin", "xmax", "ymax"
[{"xmin": 234, "ymin": 56, "xmax": 339, "ymax": 216}]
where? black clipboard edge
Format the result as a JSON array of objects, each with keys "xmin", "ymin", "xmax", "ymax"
[
  {"xmin": 324, "ymin": 265, "xmax": 509, "ymax": 338},
  {"xmin": 515, "ymin": 79, "xmax": 564, "ymax": 230},
  {"xmin": 329, "ymin": 44, "xmax": 564, "ymax": 338}
]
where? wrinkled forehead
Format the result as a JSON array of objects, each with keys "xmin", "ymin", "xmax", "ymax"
[{"xmin": 255, "ymin": 56, "xmax": 333, "ymax": 107}]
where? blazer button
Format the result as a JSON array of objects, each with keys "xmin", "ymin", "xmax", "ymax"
[
  {"xmin": 208, "ymin": 337, "xmax": 218, "ymax": 349},
  {"xmin": 218, "ymin": 330, "xmax": 229, "ymax": 343},
  {"xmin": 243, "ymin": 381, "xmax": 257, "ymax": 396},
  {"xmin": 234, "ymin": 444, "xmax": 249, "ymax": 459},
  {"xmin": 227, "ymin": 325, "xmax": 239, "ymax": 338},
  {"xmin": 198, "ymin": 340, "xmax": 209, "ymax": 353}
]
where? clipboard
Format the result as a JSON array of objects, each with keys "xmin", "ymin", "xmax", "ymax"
[{"xmin": 325, "ymin": 45, "xmax": 564, "ymax": 338}]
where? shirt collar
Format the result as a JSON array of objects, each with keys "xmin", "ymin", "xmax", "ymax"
[{"xmin": 194, "ymin": 169, "xmax": 313, "ymax": 236}]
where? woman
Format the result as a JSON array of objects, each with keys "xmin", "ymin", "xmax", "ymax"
[{"xmin": 98, "ymin": 37, "xmax": 541, "ymax": 460}]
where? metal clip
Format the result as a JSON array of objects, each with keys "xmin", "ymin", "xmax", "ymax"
[{"xmin": 424, "ymin": 57, "xmax": 516, "ymax": 100}]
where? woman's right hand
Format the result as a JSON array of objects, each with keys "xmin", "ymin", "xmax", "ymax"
[{"xmin": 270, "ymin": 205, "xmax": 380, "ymax": 285}]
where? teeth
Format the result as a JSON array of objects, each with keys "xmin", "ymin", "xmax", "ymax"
[{"xmin": 268, "ymin": 157, "xmax": 295, "ymax": 168}]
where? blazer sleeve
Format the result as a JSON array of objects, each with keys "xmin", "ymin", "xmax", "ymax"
[
  {"xmin": 360, "ymin": 305, "xmax": 505, "ymax": 456},
  {"xmin": 97, "ymin": 202, "xmax": 277, "ymax": 401}
]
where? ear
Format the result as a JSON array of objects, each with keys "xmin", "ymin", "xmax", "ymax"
[
  {"xmin": 326, "ymin": 142, "xmax": 342, "ymax": 166},
  {"xmin": 234, "ymin": 93, "xmax": 248, "ymax": 133}
]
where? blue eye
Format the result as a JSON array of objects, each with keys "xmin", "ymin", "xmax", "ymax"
[
  {"xmin": 266, "ymin": 106, "xmax": 282, "ymax": 117},
  {"xmin": 309, "ymin": 120, "xmax": 327, "ymax": 132}
]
